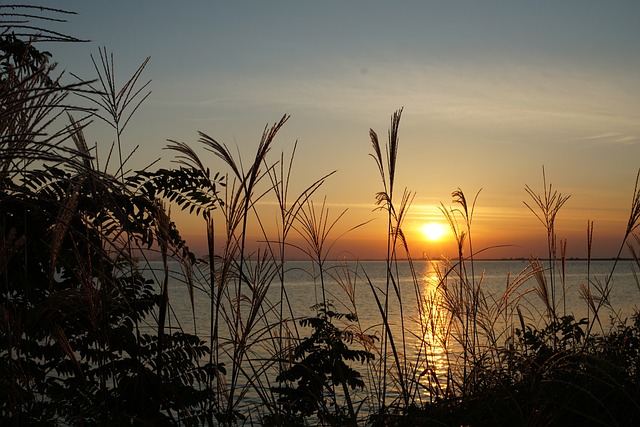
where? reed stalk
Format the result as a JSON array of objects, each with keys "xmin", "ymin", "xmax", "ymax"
[
  {"xmin": 584, "ymin": 169, "xmax": 640, "ymax": 339},
  {"xmin": 196, "ymin": 120, "xmax": 280, "ymax": 422},
  {"xmin": 73, "ymin": 47, "xmax": 151, "ymax": 182},
  {"xmin": 524, "ymin": 166, "xmax": 570, "ymax": 327},
  {"xmin": 261, "ymin": 143, "xmax": 335, "ymax": 418},
  {"xmin": 368, "ymin": 108, "xmax": 421, "ymax": 415}
]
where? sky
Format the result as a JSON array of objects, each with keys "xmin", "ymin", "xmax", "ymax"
[{"xmin": 9, "ymin": 1, "xmax": 640, "ymax": 259}]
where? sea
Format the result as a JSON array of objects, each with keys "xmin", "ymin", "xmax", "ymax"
[
  {"xmin": 141, "ymin": 258, "xmax": 640, "ymax": 415},
  {"xmin": 146, "ymin": 258, "xmax": 640, "ymax": 337}
]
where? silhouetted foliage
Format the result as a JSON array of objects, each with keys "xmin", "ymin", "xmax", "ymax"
[
  {"xmin": 270, "ymin": 303, "xmax": 375, "ymax": 425},
  {"xmin": 0, "ymin": 17, "xmax": 218, "ymax": 425}
]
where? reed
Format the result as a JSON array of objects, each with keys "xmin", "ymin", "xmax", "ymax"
[
  {"xmin": 156, "ymin": 111, "xmax": 372, "ymax": 425},
  {"xmin": 366, "ymin": 108, "xmax": 413, "ymax": 416},
  {"xmin": 524, "ymin": 166, "xmax": 570, "ymax": 323},
  {"xmin": 583, "ymin": 170, "xmax": 640, "ymax": 339},
  {"xmin": 263, "ymin": 141, "xmax": 334, "ymax": 376}
]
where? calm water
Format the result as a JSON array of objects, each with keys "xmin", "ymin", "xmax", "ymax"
[
  {"xmin": 150, "ymin": 259, "xmax": 640, "ymax": 334},
  {"xmin": 142, "ymin": 259, "xmax": 640, "ymax": 412}
]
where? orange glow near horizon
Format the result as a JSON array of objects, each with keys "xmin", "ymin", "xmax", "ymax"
[{"xmin": 170, "ymin": 196, "xmax": 635, "ymax": 261}]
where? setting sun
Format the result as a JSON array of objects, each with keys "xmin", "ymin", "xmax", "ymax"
[{"xmin": 420, "ymin": 222, "xmax": 448, "ymax": 242}]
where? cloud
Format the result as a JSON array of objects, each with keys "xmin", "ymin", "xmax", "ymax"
[
  {"xmin": 574, "ymin": 133, "xmax": 639, "ymax": 146},
  {"xmin": 181, "ymin": 58, "xmax": 638, "ymax": 131}
]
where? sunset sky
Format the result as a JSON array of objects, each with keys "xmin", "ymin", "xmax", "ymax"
[{"xmin": 19, "ymin": 1, "xmax": 640, "ymax": 259}]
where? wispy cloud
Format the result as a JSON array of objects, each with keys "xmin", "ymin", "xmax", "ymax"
[
  {"xmin": 574, "ymin": 133, "xmax": 639, "ymax": 146},
  {"xmin": 181, "ymin": 58, "xmax": 639, "ymax": 136}
]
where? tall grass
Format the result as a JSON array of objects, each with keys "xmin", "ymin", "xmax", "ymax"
[
  {"xmin": 524, "ymin": 166, "xmax": 571, "ymax": 322},
  {"xmin": 156, "ymin": 113, "xmax": 371, "ymax": 424},
  {"xmin": 367, "ymin": 108, "xmax": 413, "ymax": 415}
]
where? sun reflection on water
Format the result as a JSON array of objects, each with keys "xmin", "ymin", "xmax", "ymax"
[{"xmin": 415, "ymin": 260, "xmax": 452, "ymax": 399}]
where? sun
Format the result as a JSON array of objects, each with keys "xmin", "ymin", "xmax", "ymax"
[{"xmin": 420, "ymin": 222, "xmax": 447, "ymax": 242}]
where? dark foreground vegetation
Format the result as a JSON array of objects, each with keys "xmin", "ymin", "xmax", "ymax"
[{"xmin": 2, "ymin": 6, "xmax": 640, "ymax": 426}]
